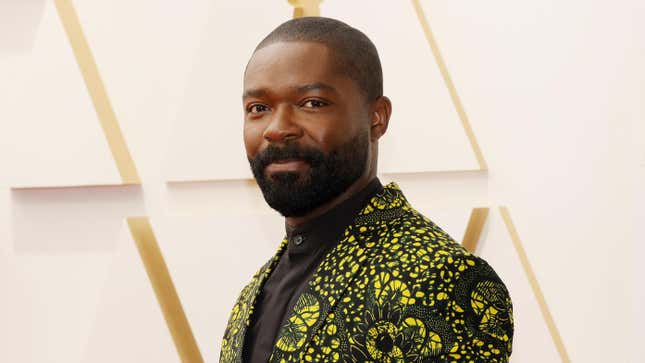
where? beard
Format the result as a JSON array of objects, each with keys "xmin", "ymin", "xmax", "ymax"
[{"xmin": 248, "ymin": 131, "xmax": 369, "ymax": 217}]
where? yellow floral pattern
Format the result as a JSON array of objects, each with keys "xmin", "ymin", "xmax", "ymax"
[
  {"xmin": 220, "ymin": 183, "xmax": 513, "ymax": 362},
  {"xmin": 275, "ymin": 293, "xmax": 321, "ymax": 352}
]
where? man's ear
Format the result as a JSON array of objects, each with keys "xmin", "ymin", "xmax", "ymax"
[{"xmin": 369, "ymin": 96, "xmax": 391, "ymax": 141}]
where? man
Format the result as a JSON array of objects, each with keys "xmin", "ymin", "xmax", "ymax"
[{"xmin": 220, "ymin": 17, "xmax": 513, "ymax": 363}]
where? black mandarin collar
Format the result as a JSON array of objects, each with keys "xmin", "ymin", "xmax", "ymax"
[{"xmin": 284, "ymin": 178, "xmax": 383, "ymax": 257}]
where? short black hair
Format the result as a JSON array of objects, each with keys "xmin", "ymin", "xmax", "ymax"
[{"xmin": 254, "ymin": 17, "xmax": 383, "ymax": 101}]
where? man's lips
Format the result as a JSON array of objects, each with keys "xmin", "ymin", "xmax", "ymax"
[{"xmin": 265, "ymin": 159, "xmax": 310, "ymax": 173}]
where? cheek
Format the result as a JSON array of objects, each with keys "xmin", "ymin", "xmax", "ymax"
[
  {"xmin": 243, "ymin": 123, "xmax": 264, "ymax": 157},
  {"xmin": 304, "ymin": 117, "xmax": 362, "ymax": 152},
  {"xmin": 313, "ymin": 129, "xmax": 344, "ymax": 152}
]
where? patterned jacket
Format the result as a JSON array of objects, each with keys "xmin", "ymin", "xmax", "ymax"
[{"xmin": 220, "ymin": 182, "xmax": 513, "ymax": 363}]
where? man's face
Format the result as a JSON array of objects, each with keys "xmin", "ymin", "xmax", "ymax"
[{"xmin": 243, "ymin": 41, "xmax": 371, "ymax": 217}]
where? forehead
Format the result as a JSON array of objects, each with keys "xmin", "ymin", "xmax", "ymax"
[{"xmin": 244, "ymin": 41, "xmax": 347, "ymax": 92}]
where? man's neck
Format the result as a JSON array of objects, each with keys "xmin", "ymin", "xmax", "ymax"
[{"xmin": 285, "ymin": 173, "xmax": 376, "ymax": 228}]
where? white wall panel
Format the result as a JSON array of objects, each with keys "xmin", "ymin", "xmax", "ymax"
[
  {"xmin": 79, "ymin": 225, "xmax": 177, "ymax": 363},
  {"xmin": 163, "ymin": 0, "xmax": 292, "ymax": 181},
  {"xmin": 0, "ymin": 1, "xmax": 120, "ymax": 187},
  {"xmin": 3, "ymin": 255, "xmax": 113, "ymax": 363},
  {"xmin": 73, "ymin": 0, "xmax": 212, "ymax": 180},
  {"xmin": 11, "ymin": 186, "xmax": 144, "ymax": 253}
]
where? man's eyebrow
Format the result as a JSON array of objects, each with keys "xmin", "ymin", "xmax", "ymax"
[
  {"xmin": 242, "ymin": 83, "xmax": 337, "ymax": 100},
  {"xmin": 295, "ymin": 82, "xmax": 337, "ymax": 94},
  {"xmin": 242, "ymin": 88, "xmax": 266, "ymax": 100}
]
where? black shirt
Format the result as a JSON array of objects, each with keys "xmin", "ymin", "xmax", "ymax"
[{"xmin": 242, "ymin": 178, "xmax": 383, "ymax": 363}]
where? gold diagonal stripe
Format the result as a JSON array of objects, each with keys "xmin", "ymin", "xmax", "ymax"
[
  {"xmin": 54, "ymin": 0, "xmax": 140, "ymax": 184},
  {"xmin": 499, "ymin": 207, "xmax": 571, "ymax": 362},
  {"xmin": 461, "ymin": 207, "xmax": 489, "ymax": 253},
  {"xmin": 411, "ymin": 0, "xmax": 488, "ymax": 171},
  {"xmin": 127, "ymin": 217, "xmax": 204, "ymax": 363}
]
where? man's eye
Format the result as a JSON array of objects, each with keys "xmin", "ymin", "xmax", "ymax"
[
  {"xmin": 302, "ymin": 99, "xmax": 328, "ymax": 108},
  {"xmin": 248, "ymin": 104, "xmax": 269, "ymax": 113}
]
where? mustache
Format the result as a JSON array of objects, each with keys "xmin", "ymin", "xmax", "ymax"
[{"xmin": 250, "ymin": 142, "xmax": 325, "ymax": 171}]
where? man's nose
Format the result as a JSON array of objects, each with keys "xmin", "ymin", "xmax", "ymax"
[{"xmin": 262, "ymin": 104, "xmax": 302, "ymax": 143}]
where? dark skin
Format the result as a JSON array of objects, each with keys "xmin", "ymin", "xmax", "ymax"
[{"xmin": 243, "ymin": 41, "xmax": 392, "ymax": 227}]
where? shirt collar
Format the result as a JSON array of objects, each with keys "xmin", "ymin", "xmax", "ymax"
[{"xmin": 284, "ymin": 177, "xmax": 383, "ymax": 256}]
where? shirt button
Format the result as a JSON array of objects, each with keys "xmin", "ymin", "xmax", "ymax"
[{"xmin": 293, "ymin": 235, "xmax": 304, "ymax": 246}]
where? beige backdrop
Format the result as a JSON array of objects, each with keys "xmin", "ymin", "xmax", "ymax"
[{"xmin": 1, "ymin": 0, "xmax": 643, "ymax": 362}]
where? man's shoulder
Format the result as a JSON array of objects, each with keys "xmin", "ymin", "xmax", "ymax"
[
  {"xmin": 378, "ymin": 206, "xmax": 471, "ymax": 261},
  {"xmin": 371, "ymin": 206, "xmax": 508, "ymax": 291}
]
